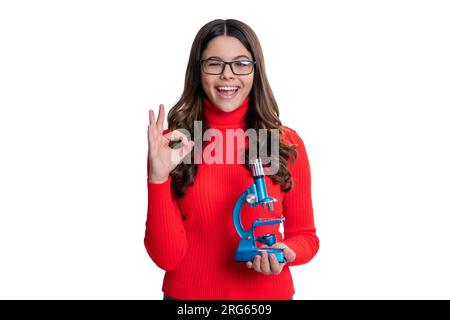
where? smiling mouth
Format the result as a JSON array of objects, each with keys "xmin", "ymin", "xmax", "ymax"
[{"xmin": 216, "ymin": 86, "xmax": 240, "ymax": 98}]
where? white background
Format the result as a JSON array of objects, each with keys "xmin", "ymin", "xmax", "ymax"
[{"xmin": 1, "ymin": 0, "xmax": 449, "ymax": 299}]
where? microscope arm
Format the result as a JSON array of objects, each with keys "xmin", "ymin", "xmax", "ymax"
[{"xmin": 232, "ymin": 191, "xmax": 248, "ymax": 239}]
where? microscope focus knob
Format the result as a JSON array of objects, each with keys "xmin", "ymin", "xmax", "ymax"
[{"xmin": 246, "ymin": 193, "xmax": 257, "ymax": 204}]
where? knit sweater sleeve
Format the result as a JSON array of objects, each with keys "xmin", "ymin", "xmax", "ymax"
[
  {"xmin": 281, "ymin": 127, "xmax": 320, "ymax": 266},
  {"xmin": 144, "ymin": 153, "xmax": 188, "ymax": 272}
]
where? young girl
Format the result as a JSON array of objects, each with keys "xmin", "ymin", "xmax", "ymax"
[{"xmin": 145, "ymin": 19, "xmax": 319, "ymax": 300}]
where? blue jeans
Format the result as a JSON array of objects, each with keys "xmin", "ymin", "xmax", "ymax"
[{"xmin": 163, "ymin": 294, "xmax": 294, "ymax": 300}]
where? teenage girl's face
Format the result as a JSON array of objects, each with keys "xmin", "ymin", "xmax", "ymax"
[{"xmin": 201, "ymin": 36, "xmax": 254, "ymax": 112}]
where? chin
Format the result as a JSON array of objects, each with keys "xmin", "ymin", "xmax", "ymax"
[{"xmin": 212, "ymin": 95, "xmax": 245, "ymax": 112}]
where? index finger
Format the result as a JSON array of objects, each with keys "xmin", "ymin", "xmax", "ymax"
[{"xmin": 164, "ymin": 130, "xmax": 189, "ymax": 146}]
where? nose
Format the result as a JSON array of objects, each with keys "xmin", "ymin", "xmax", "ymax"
[{"xmin": 220, "ymin": 63, "xmax": 235, "ymax": 79}]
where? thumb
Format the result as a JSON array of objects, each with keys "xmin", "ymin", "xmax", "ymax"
[
  {"xmin": 270, "ymin": 242, "xmax": 295, "ymax": 262},
  {"xmin": 283, "ymin": 247, "xmax": 296, "ymax": 263}
]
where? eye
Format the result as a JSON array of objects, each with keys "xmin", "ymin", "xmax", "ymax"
[{"xmin": 234, "ymin": 61, "xmax": 251, "ymax": 67}]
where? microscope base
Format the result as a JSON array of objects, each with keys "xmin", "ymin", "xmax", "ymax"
[{"xmin": 235, "ymin": 248, "xmax": 285, "ymax": 263}]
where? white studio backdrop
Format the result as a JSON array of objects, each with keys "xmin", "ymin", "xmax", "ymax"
[{"xmin": 0, "ymin": 0, "xmax": 449, "ymax": 299}]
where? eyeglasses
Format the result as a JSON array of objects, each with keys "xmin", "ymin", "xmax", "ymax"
[{"xmin": 200, "ymin": 58, "xmax": 256, "ymax": 75}]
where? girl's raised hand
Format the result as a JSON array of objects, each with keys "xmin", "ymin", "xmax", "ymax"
[{"xmin": 147, "ymin": 104, "xmax": 194, "ymax": 183}]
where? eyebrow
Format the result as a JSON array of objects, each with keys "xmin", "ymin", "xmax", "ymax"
[{"xmin": 206, "ymin": 55, "xmax": 251, "ymax": 60}]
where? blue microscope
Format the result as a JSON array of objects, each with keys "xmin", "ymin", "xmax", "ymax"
[{"xmin": 233, "ymin": 158, "xmax": 286, "ymax": 263}]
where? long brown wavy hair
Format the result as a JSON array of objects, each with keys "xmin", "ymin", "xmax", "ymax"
[{"xmin": 167, "ymin": 19, "xmax": 298, "ymax": 198}]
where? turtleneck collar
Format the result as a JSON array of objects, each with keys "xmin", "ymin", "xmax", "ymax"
[{"xmin": 202, "ymin": 96, "xmax": 250, "ymax": 129}]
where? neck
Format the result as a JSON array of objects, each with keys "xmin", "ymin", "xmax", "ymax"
[{"xmin": 202, "ymin": 96, "xmax": 250, "ymax": 129}]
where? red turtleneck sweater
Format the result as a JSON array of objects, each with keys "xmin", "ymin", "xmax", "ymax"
[{"xmin": 144, "ymin": 97, "xmax": 319, "ymax": 300}]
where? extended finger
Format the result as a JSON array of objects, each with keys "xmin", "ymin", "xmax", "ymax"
[
  {"xmin": 148, "ymin": 110, "xmax": 158, "ymax": 144},
  {"xmin": 149, "ymin": 109, "xmax": 156, "ymax": 126},
  {"xmin": 156, "ymin": 104, "xmax": 164, "ymax": 132}
]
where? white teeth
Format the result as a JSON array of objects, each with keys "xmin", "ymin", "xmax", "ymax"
[{"xmin": 217, "ymin": 86, "xmax": 239, "ymax": 91}]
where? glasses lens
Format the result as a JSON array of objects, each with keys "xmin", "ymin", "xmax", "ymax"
[
  {"xmin": 231, "ymin": 60, "xmax": 253, "ymax": 75},
  {"xmin": 202, "ymin": 60, "xmax": 224, "ymax": 74}
]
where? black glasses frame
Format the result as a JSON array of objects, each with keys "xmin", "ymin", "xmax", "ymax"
[{"xmin": 200, "ymin": 58, "xmax": 256, "ymax": 75}]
